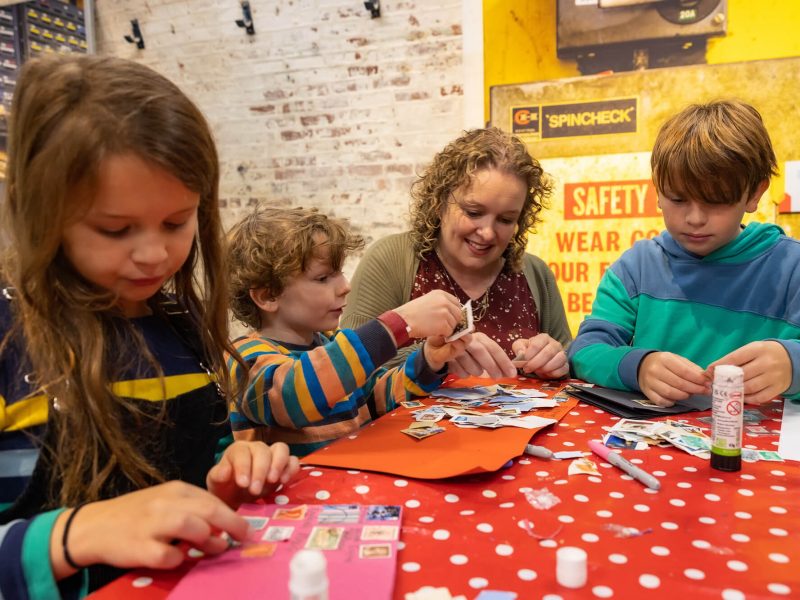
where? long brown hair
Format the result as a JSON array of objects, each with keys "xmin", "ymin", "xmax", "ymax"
[
  {"xmin": 409, "ymin": 127, "xmax": 553, "ymax": 272},
  {"xmin": 1, "ymin": 54, "xmax": 237, "ymax": 505}
]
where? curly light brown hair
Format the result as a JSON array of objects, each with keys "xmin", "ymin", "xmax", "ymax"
[
  {"xmin": 652, "ymin": 99, "xmax": 778, "ymax": 205},
  {"xmin": 409, "ymin": 127, "xmax": 553, "ymax": 272},
  {"xmin": 228, "ymin": 206, "xmax": 365, "ymax": 329}
]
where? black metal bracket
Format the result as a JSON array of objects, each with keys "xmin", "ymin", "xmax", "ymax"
[
  {"xmin": 123, "ymin": 19, "xmax": 144, "ymax": 49},
  {"xmin": 364, "ymin": 0, "xmax": 380, "ymax": 18},
  {"xmin": 235, "ymin": 1, "xmax": 255, "ymax": 35}
]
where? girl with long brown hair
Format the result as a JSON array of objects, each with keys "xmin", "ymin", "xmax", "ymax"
[{"xmin": 0, "ymin": 54, "xmax": 299, "ymax": 597}]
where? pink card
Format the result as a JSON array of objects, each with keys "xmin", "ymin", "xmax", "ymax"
[{"xmin": 168, "ymin": 503, "xmax": 401, "ymax": 599}]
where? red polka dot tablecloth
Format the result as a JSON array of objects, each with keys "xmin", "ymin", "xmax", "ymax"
[{"xmin": 91, "ymin": 394, "xmax": 798, "ymax": 600}]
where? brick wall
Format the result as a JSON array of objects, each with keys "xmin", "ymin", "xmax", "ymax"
[{"xmin": 94, "ymin": 0, "xmax": 467, "ymax": 248}]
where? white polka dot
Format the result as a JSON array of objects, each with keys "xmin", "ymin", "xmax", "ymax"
[
  {"xmin": 721, "ymin": 589, "xmax": 745, "ymax": 600},
  {"xmin": 402, "ymin": 562, "xmax": 421, "ymax": 572},
  {"xmin": 609, "ymin": 553, "xmax": 628, "ymax": 564},
  {"xmin": 734, "ymin": 511, "xmax": 752, "ymax": 519},
  {"xmin": 692, "ymin": 540, "xmax": 711, "ymax": 549},
  {"xmin": 588, "ymin": 476, "xmax": 602, "ymax": 484},
  {"xmin": 767, "ymin": 583, "xmax": 791, "ymax": 595},
  {"xmin": 596, "ymin": 510, "xmax": 613, "ymax": 518},
  {"xmin": 308, "ymin": 470, "xmax": 323, "ymax": 477},
  {"xmin": 460, "ymin": 509, "xmax": 475, "ymax": 516},
  {"xmin": 397, "ymin": 541, "xmax": 406, "ymax": 550},
  {"xmin": 518, "ymin": 487, "xmax": 533, "ymax": 493},
  {"xmin": 477, "ymin": 523, "xmax": 493, "ymax": 533},
  {"xmin": 661, "ymin": 522, "xmax": 678, "ymax": 530},
  {"xmin": 518, "ymin": 568, "xmax": 537, "ymax": 581},
  {"xmin": 419, "ymin": 516, "xmax": 434, "ymax": 523},
  {"xmin": 592, "ymin": 585, "xmax": 614, "ymax": 598},
  {"xmin": 554, "ymin": 479, "xmax": 568, "ymax": 485},
  {"xmin": 540, "ymin": 539, "xmax": 558, "ymax": 548},
  {"xmin": 651, "ymin": 546, "xmax": 670, "ymax": 556},
  {"xmin": 354, "ymin": 485, "xmax": 369, "ymax": 494},
  {"xmin": 771, "ymin": 470, "xmax": 786, "ymax": 476},
  {"xmin": 644, "ymin": 488, "xmax": 659, "ymax": 495},
  {"xmin": 609, "ymin": 491, "xmax": 624, "ymax": 499},
  {"xmin": 740, "ymin": 474, "xmax": 755, "ymax": 480},
  {"xmin": 536, "ymin": 470, "xmax": 550, "ymax": 477},
  {"xmin": 630, "ymin": 458, "xmax": 643, "ymax": 464},
  {"xmin": 346, "ymin": 469, "xmax": 360, "ymax": 474},
  {"xmin": 582, "ymin": 533, "xmax": 599, "ymax": 543},
  {"xmin": 575, "ymin": 428, "xmax": 586, "ymax": 433},
  {"xmin": 684, "ymin": 568, "xmax": 705, "ymax": 580},
  {"xmin": 697, "ymin": 517, "xmax": 715, "ymax": 525},
  {"xmin": 683, "ymin": 466, "xmax": 698, "ymax": 472},
  {"xmin": 433, "ymin": 529, "xmax": 450, "ymax": 541},
  {"xmin": 574, "ymin": 494, "xmax": 590, "ymax": 503},
  {"xmin": 444, "ymin": 494, "xmax": 460, "ymax": 503},
  {"xmin": 469, "ymin": 577, "xmax": 488, "ymax": 589},
  {"xmin": 770, "ymin": 528, "xmax": 788, "ymax": 537},
  {"xmin": 771, "ymin": 485, "xmax": 787, "ymax": 492},
  {"xmin": 546, "ymin": 432, "xmax": 558, "ymax": 436},
  {"xmin": 274, "ymin": 495, "xmax": 289, "ymax": 504},
  {"xmin": 639, "ymin": 574, "xmax": 660, "ymax": 589},
  {"xmin": 738, "ymin": 489, "xmax": 754, "ymax": 497},
  {"xmin": 187, "ymin": 548, "xmax": 204, "ymax": 558},
  {"xmin": 450, "ymin": 554, "xmax": 468, "ymax": 565},
  {"xmin": 558, "ymin": 515, "xmax": 575, "ymax": 523},
  {"xmin": 677, "ymin": 482, "xmax": 692, "ymax": 489},
  {"xmin": 770, "ymin": 506, "xmax": 788, "ymax": 514},
  {"xmin": 585, "ymin": 419, "xmax": 596, "ymax": 424},
  {"xmin": 652, "ymin": 470, "xmax": 666, "ymax": 477},
  {"xmin": 496, "ymin": 544, "xmax": 514, "ymax": 556},
  {"xmin": 502, "ymin": 475, "xmax": 516, "ymax": 481},
  {"xmin": 731, "ymin": 533, "xmax": 750, "ymax": 543},
  {"xmin": 709, "ymin": 477, "xmax": 723, "ymax": 483},
  {"xmin": 704, "ymin": 493, "xmax": 720, "ymax": 502},
  {"xmin": 633, "ymin": 504, "xmax": 650, "ymax": 512},
  {"xmin": 132, "ymin": 577, "xmax": 153, "ymax": 588},
  {"xmin": 669, "ymin": 499, "xmax": 686, "ymax": 507},
  {"xmin": 394, "ymin": 479, "xmax": 408, "ymax": 487},
  {"xmin": 727, "ymin": 560, "xmax": 748, "ymax": 572},
  {"xmin": 499, "ymin": 502, "xmax": 515, "ymax": 508},
  {"xmin": 563, "ymin": 441, "xmax": 575, "ymax": 447},
  {"xmin": 347, "ymin": 435, "xmax": 358, "ymax": 439},
  {"xmin": 769, "ymin": 553, "xmax": 789, "ymax": 564},
  {"xmin": 405, "ymin": 499, "xmax": 420, "ymax": 508},
  {"xmin": 659, "ymin": 454, "xmax": 674, "ymax": 461},
  {"xmin": 482, "ymin": 489, "xmax": 497, "ymax": 498}
]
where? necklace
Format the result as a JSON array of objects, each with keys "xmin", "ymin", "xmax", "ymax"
[{"xmin": 434, "ymin": 252, "xmax": 492, "ymax": 323}]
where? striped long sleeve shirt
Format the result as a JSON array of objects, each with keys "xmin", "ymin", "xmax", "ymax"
[{"xmin": 227, "ymin": 320, "xmax": 446, "ymax": 456}]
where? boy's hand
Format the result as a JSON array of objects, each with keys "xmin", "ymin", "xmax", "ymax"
[
  {"xmin": 447, "ymin": 332, "xmax": 517, "ymax": 379},
  {"xmin": 394, "ymin": 290, "xmax": 462, "ymax": 339},
  {"xmin": 423, "ymin": 334, "xmax": 471, "ymax": 372},
  {"xmin": 707, "ymin": 341, "xmax": 792, "ymax": 405},
  {"xmin": 638, "ymin": 351, "xmax": 710, "ymax": 406},
  {"xmin": 207, "ymin": 441, "xmax": 299, "ymax": 508},
  {"xmin": 511, "ymin": 334, "xmax": 568, "ymax": 379}
]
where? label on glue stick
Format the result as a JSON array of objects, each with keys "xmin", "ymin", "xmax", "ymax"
[{"xmin": 711, "ymin": 364, "xmax": 744, "ymax": 472}]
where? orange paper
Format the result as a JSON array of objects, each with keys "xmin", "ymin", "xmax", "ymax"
[{"xmin": 302, "ymin": 377, "xmax": 578, "ymax": 479}]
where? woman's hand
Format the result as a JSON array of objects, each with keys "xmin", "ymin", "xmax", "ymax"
[
  {"xmin": 207, "ymin": 441, "xmax": 300, "ymax": 508},
  {"xmin": 51, "ymin": 481, "xmax": 251, "ymax": 578},
  {"xmin": 393, "ymin": 290, "xmax": 463, "ymax": 339},
  {"xmin": 511, "ymin": 334, "xmax": 569, "ymax": 379},
  {"xmin": 447, "ymin": 332, "xmax": 517, "ymax": 379}
]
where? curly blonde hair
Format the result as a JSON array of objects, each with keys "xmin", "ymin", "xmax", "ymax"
[
  {"xmin": 228, "ymin": 206, "xmax": 365, "ymax": 329},
  {"xmin": 409, "ymin": 127, "xmax": 553, "ymax": 272}
]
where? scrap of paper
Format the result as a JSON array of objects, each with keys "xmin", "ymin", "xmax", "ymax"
[{"xmin": 778, "ymin": 400, "xmax": 800, "ymax": 461}]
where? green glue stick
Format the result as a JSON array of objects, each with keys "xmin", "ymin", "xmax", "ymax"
[{"xmin": 710, "ymin": 364, "xmax": 744, "ymax": 472}]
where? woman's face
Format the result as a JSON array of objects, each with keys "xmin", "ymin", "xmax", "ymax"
[{"xmin": 437, "ymin": 168, "xmax": 527, "ymax": 275}]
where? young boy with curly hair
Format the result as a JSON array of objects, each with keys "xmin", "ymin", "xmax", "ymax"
[
  {"xmin": 226, "ymin": 207, "xmax": 469, "ymax": 456},
  {"xmin": 569, "ymin": 99, "xmax": 800, "ymax": 406}
]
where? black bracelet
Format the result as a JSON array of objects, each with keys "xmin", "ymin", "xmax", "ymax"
[{"xmin": 62, "ymin": 503, "xmax": 87, "ymax": 571}]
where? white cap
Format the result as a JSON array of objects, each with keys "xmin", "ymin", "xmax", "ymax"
[
  {"xmin": 713, "ymin": 364, "xmax": 744, "ymax": 385},
  {"xmin": 556, "ymin": 546, "xmax": 588, "ymax": 588},
  {"xmin": 289, "ymin": 549, "xmax": 328, "ymax": 599}
]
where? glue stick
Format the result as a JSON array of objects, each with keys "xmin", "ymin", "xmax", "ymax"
[
  {"xmin": 289, "ymin": 549, "xmax": 328, "ymax": 600},
  {"xmin": 711, "ymin": 365, "xmax": 744, "ymax": 472}
]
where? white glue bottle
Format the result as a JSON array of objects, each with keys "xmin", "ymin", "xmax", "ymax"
[
  {"xmin": 711, "ymin": 364, "xmax": 744, "ymax": 472},
  {"xmin": 289, "ymin": 549, "xmax": 329, "ymax": 600}
]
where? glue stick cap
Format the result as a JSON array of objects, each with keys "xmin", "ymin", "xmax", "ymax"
[
  {"xmin": 289, "ymin": 549, "xmax": 328, "ymax": 600},
  {"xmin": 556, "ymin": 546, "xmax": 588, "ymax": 588},
  {"xmin": 713, "ymin": 364, "xmax": 744, "ymax": 384}
]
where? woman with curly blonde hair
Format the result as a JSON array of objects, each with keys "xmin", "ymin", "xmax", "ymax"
[{"xmin": 342, "ymin": 127, "xmax": 571, "ymax": 378}]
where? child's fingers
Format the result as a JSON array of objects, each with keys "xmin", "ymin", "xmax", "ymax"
[
  {"xmin": 266, "ymin": 442, "xmax": 292, "ymax": 483},
  {"xmin": 246, "ymin": 445, "xmax": 272, "ymax": 495},
  {"xmin": 138, "ymin": 539, "xmax": 186, "ymax": 570},
  {"xmin": 207, "ymin": 458, "xmax": 232, "ymax": 484},
  {"xmin": 225, "ymin": 442, "xmax": 253, "ymax": 488},
  {"xmin": 281, "ymin": 456, "xmax": 301, "ymax": 484}
]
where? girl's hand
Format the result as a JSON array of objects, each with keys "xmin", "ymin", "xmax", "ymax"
[
  {"xmin": 207, "ymin": 441, "xmax": 300, "ymax": 508},
  {"xmin": 511, "ymin": 334, "xmax": 569, "ymax": 379},
  {"xmin": 51, "ymin": 481, "xmax": 250, "ymax": 578}
]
